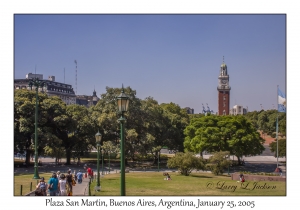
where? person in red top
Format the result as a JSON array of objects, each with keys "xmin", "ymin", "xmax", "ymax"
[{"xmin": 87, "ymin": 167, "xmax": 93, "ymax": 180}]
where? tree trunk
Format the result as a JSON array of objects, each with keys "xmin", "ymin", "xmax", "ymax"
[
  {"xmin": 25, "ymin": 149, "xmax": 31, "ymax": 165},
  {"xmin": 25, "ymin": 136, "xmax": 32, "ymax": 165},
  {"xmin": 152, "ymin": 155, "xmax": 158, "ymax": 165},
  {"xmin": 66, "ymin": 149, "xmax": 71, "ymax": 165},
  {"xmin": 237, "ymin": 156, "xmax": 241, "ymax": 165}
]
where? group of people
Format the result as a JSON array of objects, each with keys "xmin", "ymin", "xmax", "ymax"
[
  {"xmin": 163, "ymin": 172, "xmax": 172, "ymax": 180},
  {"xmin": 239, "ymin": 174, "xmax": 245, "ymax": 183},
  {"xmin": 35, "ymin": 169, "xmax": 84, "ymax": 196}
]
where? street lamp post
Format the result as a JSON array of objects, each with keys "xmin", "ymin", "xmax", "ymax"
[
  {"xmin": 95, "ymin": 131, "xmax": 102, "ymax": 191},
  {"xmin": 101, "ymin": 149, "xmax": 104, "ymax": 175},
  {"xmin": 28, "ymin": 78, "xmax": 45, "ymax": 179},
  {"xmin": 158, "ymin": 151, "xmax": 160, "ymax": 172},
  {"xmin": 108, "ymin": 151, "xmax": 111, "ymax": 173},
  {"xmin": 227, "ymin": 155, "xmax": 230, "ymax": 175},
  {"xmin": 117, "ymin": 85, "xmax": 130, "ymax": 196}
]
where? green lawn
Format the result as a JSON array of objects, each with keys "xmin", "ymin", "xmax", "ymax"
[
  {"xmin": 14, "ymin": 171, "xmax": 286, "ymax": 196},
  {"xmin": 90, "ymin": 171, "xmax": 286, "ymax": 196},
  {"xmin": 14, "ymin": 173, "xmax": 53, "ymax": 196}
]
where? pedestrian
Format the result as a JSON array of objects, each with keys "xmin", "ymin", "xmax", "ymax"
[
  {"xmin": 35, "ymin": 177, "xmax": 47, "ymax": 196},
  {"xmin": 76, "ymin": 170, "xmax": 83, "ymax": 184},
  {"xmin": 48, "ymin": 173, "xmax": 59, "ymax": 196},
  {"xmin": 73, "ymin": 170, "xmax": 77, "ymax": 181},
  {"xmin": 66, "ymin": 169, "xmax": 74, "ymax": 196},
  {"xmin": 239, "ymin": 174, "xmax": 245, "ymax": 182},
  {"xmin": 87, "ymin": 167, "xmax": 93, "ymax": 180},
  {"xmin": 57, "ymin": 171, "xmax": 61, "ymax": 182},
  {"xmin": 58, "ymin": 174, "xmax": 67, "ymax": 196}
]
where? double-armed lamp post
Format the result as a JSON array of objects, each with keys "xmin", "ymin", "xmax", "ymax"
[
  {"xmin": 101, "ymin": 149, "xmax": 104, "ymax": 175},
  {"xmin": 28, "ymin": 78, "xmax": 45, "ymax": 179},
  {"xmin": 108, "ymin": 150, "xmax": 111, "ymax": 173},
  {"xmin": 158, "ymin": 151, "xmax": 160, "ymax": 172},
  {"xmin": 95, "ymin": 131, "xmax": 102, "ymax": 191},
  {"xmin": 227, "ymin": 155, "xmax": 230, "ymax": 175},
  {"xmin": 117, "ymin": 86, "xmax": 130, "ymax": 196}
]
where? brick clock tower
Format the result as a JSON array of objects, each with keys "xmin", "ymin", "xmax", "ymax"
[{"xmin": 217, "ymin": 59, "xmax": 231, "ymax": 115}]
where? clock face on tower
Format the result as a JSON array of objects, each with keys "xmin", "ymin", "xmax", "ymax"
[{"xmin": 222, "ymin": 79, "xmax": 227, "ymax": 84}]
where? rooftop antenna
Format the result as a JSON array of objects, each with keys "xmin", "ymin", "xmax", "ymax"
[
  {"xmin": 35, "ymin": 65, "xmax": 37, "ymax": 79},
  {"xmin": 223, "ymin": 56, "xmax": 224, "ymax": 63},
  {"xmin": 64, "ymin": 68, "xmax": 65, "ymax": 84},
  {"xmin": 74, "ymin": 60, "xmax": 77, "ymax": 94}
]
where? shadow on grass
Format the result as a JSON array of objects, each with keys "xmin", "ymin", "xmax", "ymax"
[{"xmin": 189, "ymin": 174, "xmax": 213, "ymax": 178}]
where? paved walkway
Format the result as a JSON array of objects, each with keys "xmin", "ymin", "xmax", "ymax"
[
  {"xmin": 72, "ymin": 176, "xmax": 90, "ymax": 196},
  {"xmin": 26, "ymin": 176, "xmax": 90, "ymax": 196}
]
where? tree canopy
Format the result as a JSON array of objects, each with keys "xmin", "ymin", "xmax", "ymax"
[
  {"xmin": 14, "ymin": 87, "xmax": 190, "ymax": 165},
  {"xmin": 184, "ymin": 115, "xmax": 265, "ymax": 164}
]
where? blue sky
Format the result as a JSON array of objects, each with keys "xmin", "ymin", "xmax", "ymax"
[{"xmin": 14, "ymin": 14, "xmax": 286, "ymax": 113}]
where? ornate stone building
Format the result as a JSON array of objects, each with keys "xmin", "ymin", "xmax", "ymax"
[
  {"xmin": 76, "ymin": 89, "xmax": 100, "ymax": 107},
  {"xmin": 217, "ymin": 59, "xmax": 231, "ymax": 115},
  {"xmin": 14, "ymin": 73, "xmax": 76, "ymax": 105}
]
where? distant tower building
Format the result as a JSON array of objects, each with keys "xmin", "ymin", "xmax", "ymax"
[
  {"xmin": 230, "ymin": 105, "xmax": 248, "ymax": 115},
  {"xmin": 185, "ymin": 107, "xmax": 194, "ymax": 114},
  {"xmin": 217, "ymin": 58, "xmax": 231, "ymax": 115},
  {"xmin": 92, "ymin": 89, "xmax": 100, "ymax": 105}
]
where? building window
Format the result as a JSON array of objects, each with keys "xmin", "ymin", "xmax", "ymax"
[
  {"xmin": 223, "ymin": 110, "xmax": 226, "ymax": 115},
  {"xmin": 223, "ymin": 102, "xmax": 226, "ymax": 107},
  {"xmin": 223, "ymin": 96, "xmax": 226, "ymax": 100}
]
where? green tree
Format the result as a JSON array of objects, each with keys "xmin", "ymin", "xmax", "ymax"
[
  {"xmin": 167, "ymin": 152, "xmax": 205, "ymax": 176},
  {"xmin": 14, "ymin": 89, "xmax": 96, "ymax": 165},
  {"xmin": 270, "ymin": 139, "xmax": 286, "ymax": 157},
  {"xmin": 65, "ymin": 104, "xmax": 97, "ymax": 164},
  {"xmin": 206, "ymin": 151, "xmax": 231, "ymax": 175},
  {"xmin": 227, "ymin": 115, "xmax": 265, "ymax": 164},
  {"xmin": 184, "ymin": 115, "xmax": 265, "ymax": 165},
  {"xmin": 183, "ymin": 115, "xmax": 225, "ymax": 155},
  {"xmin": 160, "ymin": 102, "xmax": 189, "ymax": 152},
  {"xmin": 14, "ymin": 89, "xmax": 48, "ymax": 165}
]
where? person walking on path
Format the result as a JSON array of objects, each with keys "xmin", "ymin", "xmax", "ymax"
[
  {"xmin": 77, "ymin": 170, "xmax": 83, "ymax": 184},
  {"xmin": 57, "ymin": 171, "xmax": 61, "ymax": 181},
  {"xmin": 87, "ymin": 167, "xmax": 94, "ymax": 181},
  {"xmin": 66, "ymin": 169, "xmax": 75, "ymax": 196},
  {"xmin": 35, "ymin": 177, "xmax": 47, "ymax": 196},
  {"xmin": 73, "ymin": 170, "xmax": 77, "ymax": 181},
  {"xmin": 48, "ymin": 173, "xmax": 59, "ymax": 196},
  {"xmin": 58, "ymin": 174, "xmax": 67, "ymax": 196}
]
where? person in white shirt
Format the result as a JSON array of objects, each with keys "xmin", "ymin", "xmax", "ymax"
[{"xmin": 58, "ymin": 174, "xmax": 67, "ymax": 196}]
